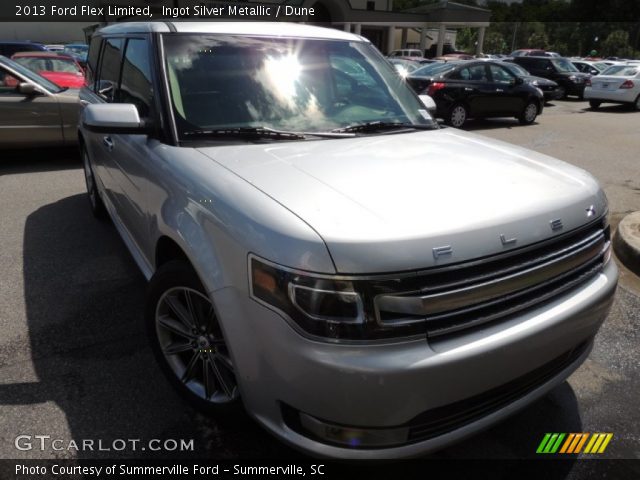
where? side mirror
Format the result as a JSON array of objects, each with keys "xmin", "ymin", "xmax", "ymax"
[
  {"xmin": 82, "ymin": 103, "xmax": 151, "ymax": 134},
  {"xmin": 418, "ymin": 94, "xmax": 437, "ymax": 116},
  {"xmin": 514, "ymin": 76, "xmax": 524, "ymax": 85},
  {"xmin": 18, "ymin": 82, "xmax": 42, "ymax": 96}
]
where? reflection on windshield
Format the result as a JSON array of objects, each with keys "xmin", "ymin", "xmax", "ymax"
[
  {"xmin": 552, "ymin": 59, "xmax": 578, "ymax": 72},
  {"xmin": 163, "ymin": 35, "xmax": 435, "ymax": 138}
]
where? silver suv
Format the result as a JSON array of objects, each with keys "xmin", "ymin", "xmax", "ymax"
[{"xmin": 79, "ymin": 22, "xmax": 617, "ymax": 459}]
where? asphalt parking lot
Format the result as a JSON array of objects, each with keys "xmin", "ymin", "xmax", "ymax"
[{"xmin": 0, "ymin": 100, "xmax": 639, "ymax": 470}]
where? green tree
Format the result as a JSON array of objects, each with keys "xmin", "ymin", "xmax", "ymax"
[
  {"xmin": 601, "ymin": 29, "xmax": 632, "ymax": 57},
  {"xmin": 528, "ymin": 31, "xmax": 549, "ymax": 49},
  {"xmin": 484, "ymin": 31, "xmax": 507, "ymax": 54}
]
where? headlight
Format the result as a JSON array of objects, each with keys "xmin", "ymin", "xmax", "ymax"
[
  {"xmin": 249, "ymin": 255, "xmax": 425, "ymax": 342},
  {"xmin": 532, "ymin": 80, "xmax": 539, "ymax": 86}
]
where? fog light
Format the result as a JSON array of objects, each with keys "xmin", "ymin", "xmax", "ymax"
[{"xmin": 299, "ymin": 412, "xmax": 409, "ymax": 448}]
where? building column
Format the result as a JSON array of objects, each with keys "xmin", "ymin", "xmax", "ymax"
[
  {"xmin": 419, "ymin": 28, "xmax": 428, "ymax": 54},
  {"xmin": 436, "ymin": 24, "xmax": 446, "ymax": 57},
  {"xmin": 386, "ymin": 25, "xmax": 396, "ymax": 54},
  {"xmin": 476, "ymin": 26, "xmax": 486, "ymax": 56},
  {"xmin": 401, "ymin": 28, "xmax": 408, "ymax": 49},
  {"xmin": 343, "ymin": 23, "xmax": 351, "ymax": 33},
  {"xmin": 353, "ymin": 23, "xmax": 362, "ymax": 35}
]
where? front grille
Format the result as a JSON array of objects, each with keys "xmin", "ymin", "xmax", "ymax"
[{"xmin": 373, "ymin": 218, "xmax": 609, "ymax": 339}]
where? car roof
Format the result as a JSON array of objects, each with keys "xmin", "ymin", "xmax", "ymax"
[{"xmin": 97, "ymin": 21, "xmax": 365, "ymax": 42}]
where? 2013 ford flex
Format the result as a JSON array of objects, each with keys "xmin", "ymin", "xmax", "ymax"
[{"xmin": 78, "ymin": 22, "xmax": 617, "ymax": 459}]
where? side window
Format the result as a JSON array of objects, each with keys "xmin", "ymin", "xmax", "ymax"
[
  {"xmin": 97, "ymin": 37, "xmax": 124, "ymax": 102},
  {"xmin": 0, "ymin": 68, "xmax": 21, "ymax": 94},
  {"xmin": 117, "ymin": 38, "xmax": 153, "ymax": 118},
  {"xmin": 452, "ymin": 64, "xmax": 488, "ymax": 81},
  {"xmin": 86, "ymin": 36, "xmax": 102, "ymax": 89},
  {"xmin": 489, "ymin": 64, "xmax": 515, "ymax": 84}
]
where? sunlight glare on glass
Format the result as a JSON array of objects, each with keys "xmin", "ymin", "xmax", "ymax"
[{"xmin": 264, "ymin": 54, "xmax": 302, "ymax": 101}]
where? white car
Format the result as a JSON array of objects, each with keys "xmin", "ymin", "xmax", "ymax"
[{"xmin": 585, "ymin": 64, "xmax": 640, "ymax": 110}]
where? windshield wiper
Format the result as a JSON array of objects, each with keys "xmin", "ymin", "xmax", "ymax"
[
  {"xmin": 183, "ymin": 126, "xmax": 354, "ymax": 141},
  {"xmin": 331, "ymin": 121, "xmax": 435, "ymax": 134},
  {"xmin": 184, "ymin": 127, "xmax": 306, "ymax": 141}
]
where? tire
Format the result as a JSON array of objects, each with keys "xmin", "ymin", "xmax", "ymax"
[
  {"xmin": 446, "ymin": 103, "xmax": 468, "ymax": 128},
  {"xmin": 145, "ymin": 260, "xmax": 240, "ymax": 414},
  {"xmin": 557, "ymin": 86, "xmax": 566, "ymax": 99},
  {"xmin": 518, "ymin": 100, "xmax": 538, "ymax": 125},
  {"xmin": 634, "ymin": 95, "xmax": 640, "ymax": 111},
  {"xmin": 589, "ymin": 100, "xmax": 601, "ymax": 109},
  {"xmin": 82, "ymin": 145, "xmax": 107, "ymax": 219}
]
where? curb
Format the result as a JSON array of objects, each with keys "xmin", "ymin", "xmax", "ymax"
[{"xmin": 613, "ymin": 211, "xmax": 640, "ymax": 277}]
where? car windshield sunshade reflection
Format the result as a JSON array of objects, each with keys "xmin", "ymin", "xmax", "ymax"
[{"xmin": 162, "ymin": 34, "xmax": 436, "ymax": 140}]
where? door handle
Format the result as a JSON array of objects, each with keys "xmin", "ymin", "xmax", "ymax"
[
  {"xmin": 495, "ymin": 88, "xmax": 504, "ymax": 92},
  {"xmin": 103, "ymin": 136, "xmax": 114, "ymax": 151},
  {"xmin": 464, "ymin": 87, "xmax": 474, "ymax": 91}
]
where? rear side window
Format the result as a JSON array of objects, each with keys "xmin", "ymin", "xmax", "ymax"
[
  {"xmin": 450, "ymin": 64, "xmax": 488, "ymax": 81},
  {"xmin": 86, "ymin": 36, "xmax": 102, "ymax": 89},
  {"xmin": 117, "ymin": 38, "xmax": 153, "ymax": 118},
  {"xmin": 97, "ymin": 38, "xmax": 124, "ymax": 102}
]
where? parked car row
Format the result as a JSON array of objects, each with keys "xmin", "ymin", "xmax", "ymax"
[
  {"xmin": 394, "ymin": 53, "xmax": 640, "ymax": 128},
  {"xmin": 0, "ymin": 41, "xmax": 88, "ymax": 89}
]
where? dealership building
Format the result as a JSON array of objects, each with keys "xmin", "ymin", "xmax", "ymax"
[{"xmin": 3, "ymin": 0, "xmax": 491, "ymax": 56}]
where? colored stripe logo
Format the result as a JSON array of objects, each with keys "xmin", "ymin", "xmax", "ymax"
[{"xmin": 536, "ymin": 433, "xmax": 613, "ymax": 454}]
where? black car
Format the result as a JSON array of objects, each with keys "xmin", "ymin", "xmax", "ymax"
[
  {"xmin": 509, "ymin": 56, "xmax": 590, "ymax": 99},
  {"xmin": 406, "ymin": 61, "xmax": 544, "ymax": 128},
  {"xmin": 498, "ymin": 61, "xmax": 564, "ymax": 101},
  {"xmin": 0, "ymin": 41, "xmax": 47, "ymax": 58}
]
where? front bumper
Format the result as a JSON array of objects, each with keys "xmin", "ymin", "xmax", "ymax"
[
  {"xmin": 543, "ymin": 87, "xmax": 565, "ymax": 100},
  {"xmin": 212, "ymin": 261, "xmax": 617, "ymax": 459}
]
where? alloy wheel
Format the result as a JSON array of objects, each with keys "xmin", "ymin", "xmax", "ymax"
[
  {"xmin": 450, "ymin": 105, "xmax": 467, "ymax": 128},
  {"xmin": 524, "ymin": 103, "xmax": 537, "ymax": 122},
  {"xmin": 155, "ymin": 287, "xmax": 238, "ymax": 404}
]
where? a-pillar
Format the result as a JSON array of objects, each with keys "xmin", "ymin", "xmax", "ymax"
[
  {"xmin": 436, "ymin": 24, "xmax": 446, "ymax": 57},
  {"xmin": 476, "ymin": 26, "xmax": 486, "ymax": 56}
]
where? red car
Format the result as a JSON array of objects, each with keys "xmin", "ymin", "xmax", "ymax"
[{"xmin": 10, "ymin": 51, "xmax": 85, "ymax": 88}]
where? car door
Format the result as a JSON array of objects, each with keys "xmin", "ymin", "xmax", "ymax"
[
  {"xmin": 487, "ymin": 63, "xmax": 525, "ymax": 115},
  {"xmin": 85, "ymin": 36, "xmax": 125, "ymax": 210},
  {"xmin": 447, "ymin": 63, "xmax": 494, "ymax": 116},
  {"xmin": 105, "ymin": 36, "xmax": 156, "ymax": 258},
  {"xmin": 0, "ymin": 66, "xmax": 63, "ymax": 148}
]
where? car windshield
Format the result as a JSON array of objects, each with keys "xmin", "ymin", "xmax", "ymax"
[
  {"xmin": 14, "ymin": 56, "xmax": 81, "ymax": 73},
  {"xmin": 600, "ymin": 65, "xmax": 639, "ymax": 76},
  {"xmin": 411, "ymin": 62, "xmax": 457, "ymax": 77},
  {"xmin": 0, "ymin": 56, "xmax": 64, "ymax": 92},
  {"xmin": 551, "ymin": 58, "xmax": 579, "ymax": 72},
  {"xmin": 162, "ymin": 34, "xmax": 436, "ymax": 138}
]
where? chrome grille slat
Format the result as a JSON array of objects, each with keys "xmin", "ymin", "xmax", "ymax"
[{"xmin": 374, "ymin": 222, "xmax": 609, "ymax": 336}]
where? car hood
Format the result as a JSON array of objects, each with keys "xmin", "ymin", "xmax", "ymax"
[{"xmin": 196, "ymin": 128, "xmax": 606, "ymax": 273}]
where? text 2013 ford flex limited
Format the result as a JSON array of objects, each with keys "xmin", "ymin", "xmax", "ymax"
[{"xmin": 78, "ymin": 22, "xmax": 617, "ymax": 459}]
